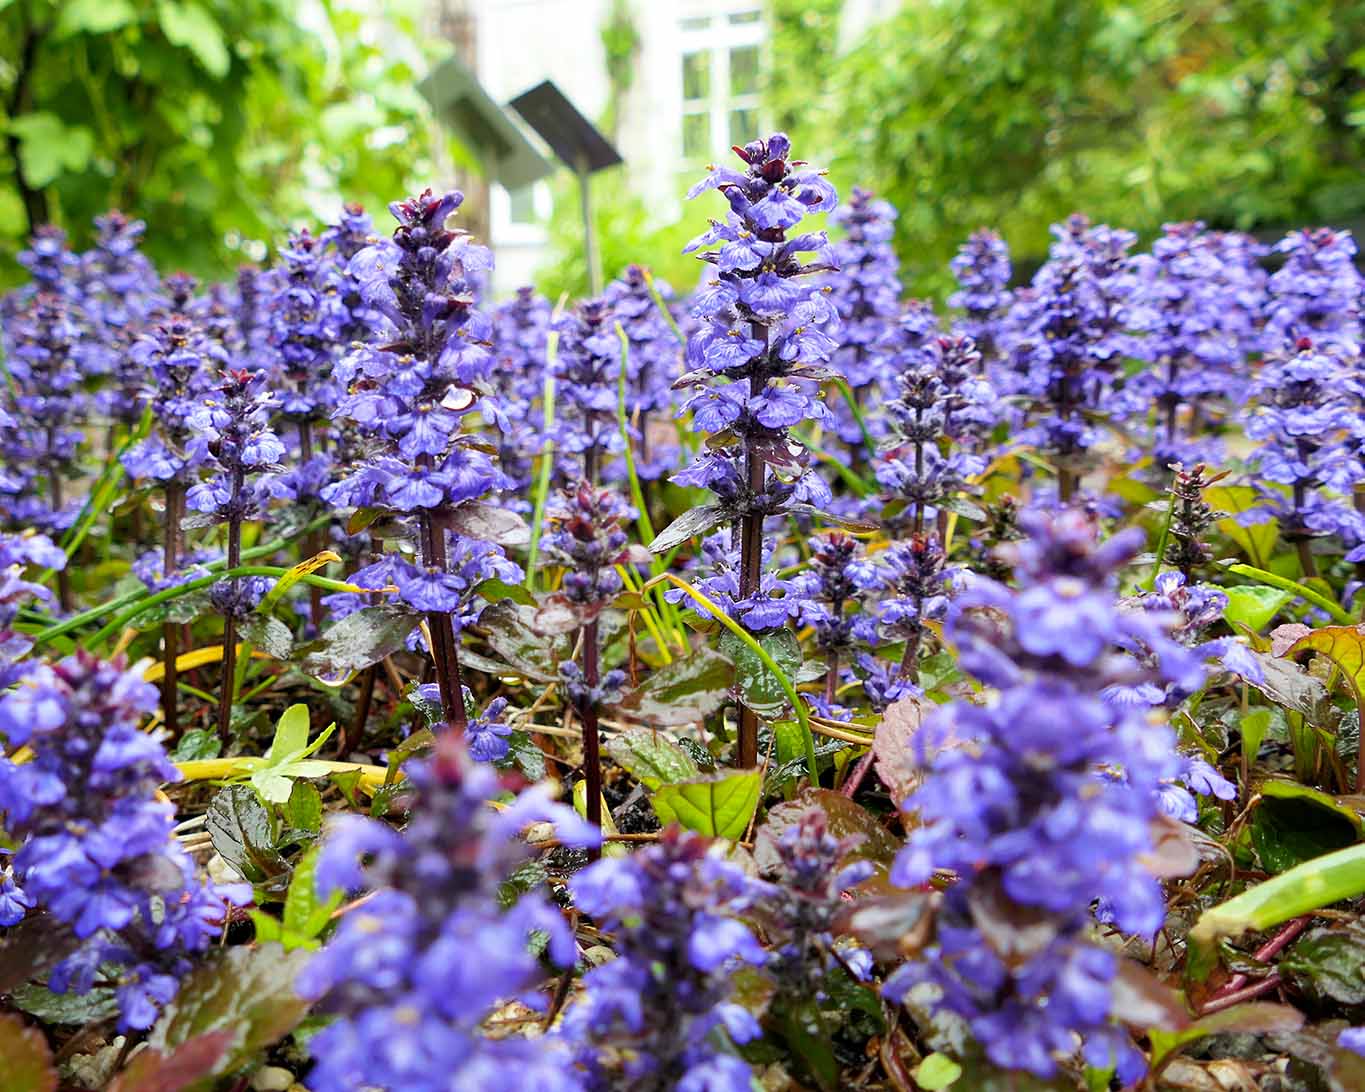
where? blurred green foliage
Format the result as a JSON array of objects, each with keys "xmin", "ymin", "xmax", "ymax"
[
  {"xmin": 0, "ymin": 0, "xmax": 441, "ymax": 282},
  {"xmin": 786, "ymin": 0, "xmax": 1365, "ymax": 292}
]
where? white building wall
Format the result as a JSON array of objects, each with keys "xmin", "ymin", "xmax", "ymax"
[{"xmin": 470, "ymin": 0, "xmax": 768, "ymax": 296}]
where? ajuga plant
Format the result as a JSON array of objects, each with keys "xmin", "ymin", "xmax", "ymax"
[
  {"xmin": 301, "ymin": 735, "xmax": 597, "ymax": 1092},
  {"xmin": 186, "ymin": 369, "xmax": 285, "ymax": 736},
  {"xmin": 563, "ymin": 827, "xmax": 767, "ymax": 1090},
  {"xmin": 1264, "ymin": 228, "xmax": 1362, "ymax": 351},
  {"xmin": 121, "ymin": 316, "xmax": 224, "ymax": 735},
  {"xmin": 0, "ymin": 530, "xmax": 65, "ymax": 687},
  {"xmin": 1163, "ymin": 463, "xmax": 1227, "ymax": 581},
  {"xmin": 489, "ymin": 286, "xmax": 552, "ymax": 503},
  {"xmin": 83, "ymin": 211, "xmax": 160, "ymax": 426},
  {"xmin": 1127, "ymin": 222, "xmax": 1264, "ymax": 467},
  {"xmin": 325, "ymin": 189, "xmax": 513, "ymax": 734},
  {"xmin": 1004, "ymin": 215, "xmax": 1148, "ymax": 501},
  {"xmin": 824, "ymin": 187, "xmax": 902, "ymax": 465},
  {"xmin": 0, "ymin": 653, "xmax": 247, "ymax": 1031},
  {"xmin": 537, "ymin": 482, "xmax": 639, "ymax": 837},
  {"xmin": 791, "ymin": 531, "xmax": 879, "ymax": 711},
  {"xmin": 664, "ymin": 132, "xmax": 838, "ymax": 767},
  {"xmin": 1243, "ymin": 336, "xmax": 1364, "ymax": 576},
  {"xmin": 949, "ymin": 228, "xmax": 1012, "ymax": 367},
  {"xmin": 883, "ymin": 510, "xmax": 1204, "ymax": 1081},
  {"xmin": 552, "ymin": 298, "xmax": 624, "ymax": 484},
  {"xmin": 603, "ymin": 264, "xmax": 682, "ymax": 481}
]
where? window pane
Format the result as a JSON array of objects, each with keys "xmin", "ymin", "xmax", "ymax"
[
  {"xmin": 681, "ymin": 15, "xmax": 711, "ymax": 31},
  {"xmin": 729, "ymin": 10, "xmax": 761, "ymax": 24},
  {"xmin": 507, "ymin": 185, "xmax": 536, "ymax": 225},
  {"xmin": 683, "ymin": 112, "xmax": 711, "ymax": 159},
  {"xmin": 729, "ymin": 107, "xmax": 759, "ymax": 148},
  {"xmin": 682, "ymin": 51, "xmax": 711, "ymax": 103},
  {"xmin": 730, "ymin": 45, "xmax": 760, "ymax": 96}
]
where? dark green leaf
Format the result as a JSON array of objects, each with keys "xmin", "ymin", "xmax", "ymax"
[
  {"xmin": 476, "ymin": 601, "xmax": 572, "ymax": 682},
  {"xmin": 204, "ymin": 785, "xmax": 286, "ymax": 884},
  {"xmin": 606, "ymin": 728, "xmax": 702, "ymax": 789},
  {"xmin": 10, "ymin": 982, "xmax": 118, "ymax": 1025},
  {"xmin": 618, "ymin": 646, "xmax": 734, "ymax": 726},
  {"xmin": 147, "ymin": 945, "xmax": 311, "ymax": 1086},
  {"xmin": 295, "ymin": 605, "xmax": 417, "ymax": 685},
  {"xmin": 648, "ymin": 504, "xmax": 728, "ymax": 554},
  {"xmin": 504, "ymin": 730, "xmax": 546, "ymax": 781},
  {"xmin": 769, "ymin": 995, "xmax": 839, "ymax": 1091},
  {"xmin": 239, "ymin": 614, "xmax": 294, "ymax": 660},
  {"xmin": 718, "ymin": 627, "xmax": 801, "ymax": 718},
  {"xmin": 171, "ymin": 728, "xmax": 221, "ymax": 762},
  {"xmin": 472, "ymin": 578, "xmax": 535, "ymax": 607},
  {"xmin": 1250, "ymin": 792, "xmax": 1358, "ymax": 874},
  {"xmin": 1279, "ymin": 922, "xmax": 1365, "ymax": 1006}
]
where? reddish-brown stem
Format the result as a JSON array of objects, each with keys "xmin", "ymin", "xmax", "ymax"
[
  {"xmin": 1204, "ymin": 915, "xmax": 1312, "ymax": 1006},
  {"xmin": 162, "ymin": 481, "xmax": 184, "ymax": 737},
  {"xmin": 1197, "ymin": 974, "xmax": 1282, "ymax": 1016},
  {"xmin": 217, "ymin": 467, "xmax": 244, "ymax": 740},
  {"xmin": 420, "ymin": 510, "xmax": 467, "ymax": 732},
  {"xmin": 582, "ymin": 618, "xmax": 603, "ymax": 859}
]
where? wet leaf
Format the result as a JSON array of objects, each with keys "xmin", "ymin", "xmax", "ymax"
[
  {"xmin": 1149, "ymin": 1004, "xmax": 1303, "ymax": 1069},
  {"xmin": 606, "ymin": 728, "xmax": 701, "ymax": 789},
  {"xmin": 147, "ymin": 945, "xmax": 311, "ymax": 1087},
  {"xmin": 874, "ymin": 694, "xmax": 932, "ymax": 802},
  {"xmin": 237, "ymin": 615, "xmax": 291, "ymax": 660},
  {"xmin": 10, "ymin": 981, "xmax": 118, "ymax": 1025},
  {"xmin": 448, "ymin": 502, "xmax": 531, "ymax": 547},
  {"xmin": 532, "ymin": 593, "xmax": 586, "ymax": 636},
  {"xmin": 617, "ymin": 647, "xmax": 733, "ymax": 726},
  {"xmin": 651, "ymin": 769, "xmax": 761, "ymax": 839},
  {"xmin": 0, "ymin": 1014, "xmax": 55, "ymax": 1092},
  {"xmin": 1186, "ymin": 843, "xmax": 1365, "ymax": 981},
  {"xmin": 1284, "ymin": 623, "xmax": 1365, "ymax": 730},
  {"xmin": 648, "ymin": 504, "xmax": 728, "ymax": 554},
  {"xmin": 916, "ymin": 1053, "xmax": 963, "ymax": 1091},
  {"xmin": 171, "ymin": 728, "xmax": 221, "ymax": 762},
  {"xmin": 1278, "ymin": 921, "xmax": 1365, "ymax": 1006},
  {"xmin": 295, "ymin": 605, "xmax": 417, "ymax": 685},
  {"xmin": 1250, "ymin": 789, "xmax": 1358, "ymax": 874},
  {"xmin": 1275, "ymin": 1024, "xmax": 1365, "ymax": 1092},
  {"xmin": 473, "ymin": 578, "xmax": 535, "ymax": 606},
  {"xmin": 1243, "ymin": 650, "xmax": 1334, "ymax": 724},
  {"xmin": 282, "ymin": 845, "xmax": 342, "ymax": 947},
  {"xmin": 106, "ymin": 1032, "xmax": 234, "ymax": 1092},
  {"xmin": 205, "ymin": 785, "xmax": 286, "ymax": 884},
  {"xmin": 286, "ymin": 780, "xmax": 322, "ymax": 833},
  {"xmin": 1222, "ymin": 585, "xmax": 1292, "ymax": 633},
  {"xmin": 475, "ymin": 601, "xmax": 572, "ymax": 682},
  {"xmin": 718, "ymin": 627, "xmax": 802, "ymax": 718},
  {"xmin": 756, "ymin": 789, "xmax": 901, "ymax": 880}
]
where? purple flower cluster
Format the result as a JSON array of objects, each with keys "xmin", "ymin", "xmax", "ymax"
[
  {"xmin": 551, "ymin": 298, "xmax": 625, "ymax": 483},
  {"xmin": 488, "ymin": 286, "xmax": 552, "ymax": 502},
  {"xmin": 884, "ymin": 510, "xmax": 1199, "ymax": 1081},
  {"xmin": 790, "ymin": 531, "xmax": 878, "ymax": 709},
  {"xmin": 0, "ymin": 653, "xmax": 247, "ymax": 1030},
  {"xmin": 823, "ymin": 188, "xmax": 902, "ymax": 457},
  {"xmin": 1264, "ymin": 228, "xmax": 1362, "ymax": 351},
  {"xmin": 603, "ymin": 264, "xmax": 682, "ymax": 481},
  {"xmin": 948, "ymin": 228, "xmax": 1012, "ymax": 361},
  {"xmin": 300, "ymin": 737, "xmax": 596, "ymax": 1092},
  {"xmin": 0, "ymin": 531, "xmax": 65, "ymax": 686},
  {"xmin": 672, "ymin": 133, "xmax": 839, "ymax": 522},
  {"xmin": 563, "ymin": 827, "xmax": 767, "ymax": 1090}
]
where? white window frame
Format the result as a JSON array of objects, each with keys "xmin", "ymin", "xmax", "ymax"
[
  {"xmin": 490, "ymin": 180, "xmax": 553, "ymax": 248},
  {"xmin": 676, "ymin": 5, "xmax": 766, "ymax": 166}
]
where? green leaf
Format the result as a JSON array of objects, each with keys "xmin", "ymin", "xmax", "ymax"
[
  {"xmin": 6, "ymin": 113, "xmax": 94, "ymax": 188},
  {"xmin": 268, "ymin": 704, "xmax": 311, "ymax": 765},
  {"xmin": 282, "ymin": 845, "xmax": 342, "ymax": 946},
  {"xmin": 238, "ymin": 614, "xmax": 293, "ymax": 660},
  {"xmin": 1283, "ymin": 623, "xmax": 1365, "ymax": 733},
  {"xmin": 286, "ymin": 780, "xmax": 323, "ymax": 833},
  {"xmin": 1186, "ymin": 843, "xmax": 1365, "ymax": 982},
  {"xmin": 1222, "ymin": 585, "xmax": 1292, "ymax": 632},
  {"xmin": 147, "ymin": 945, "xmax": 311, "ymax": 1086},
  {"xmin": 606, "ymin": 727, "xmax": 701, "ymax": 789},
  {"xmin": 1207, "ymin": 485, "xmax": 1278, "ymax": 568},
  {"xmin": 916, "ymin": 1052, "xmax": 964, "ymax": 1091},
  {"xmin": 651, "ymin": 769, "xmax": 761, "ymax": 839},
  {"xmin": 1278, "ymin": 921, "xmax": 1365, "ymax": 1006},
  {"xmin": 204, "ymin": 785, "xmax": 286, "ymax": 884},
  {"xmin": 769, "ymin": 994, "xmax": 839, "ymax": 1090},
  {"xmin": 172, "ymin": 728, "xmax": 221, "ymax": 762},
  {"xmin": 295, "ymin": 605, "xmax": 418, "ymax": 685},
  {"xmin": 473, "ymin": 601, "xmax": 573, "ymax": 682},
  {"xmin": 54, "ymin": 0, "xmax": 138, "ymax": 37},
  {"xmin": 156, "ymin": 1, "xmax": 231, "ymax": 78},
  {"xmin": 617, "ymin": 646, "xmax": 734, "ymax": 726},
  {"xmin": 1240, "ymin": 708, "xmax": 1272, "ymax": 769},
  {"xmin": 718, "ymin": 627, "xmax": 802, "ymax": 717},
  {"xmin": 10, "ymin": 982, "xmax": 118, "ymax": 1025},
  {"xmin": 0, "ymin": 1013, "xmax": 56, "ymax": 1092},
  {"xmin": 472, "ymin": 578, "xmax": 535, "ymax": 606},
  {"xmin": 106, "ymin": 1032, "xmax": 234, "ymax": 1092},
  {"xmin": 1250, "ymin": 787, "xmax": 1359, "ymax": 874}
]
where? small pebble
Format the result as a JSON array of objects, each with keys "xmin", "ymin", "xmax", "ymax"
[{"xmin": 251, "ymin": 1066, "xmax": 295, "ymax": 1091}]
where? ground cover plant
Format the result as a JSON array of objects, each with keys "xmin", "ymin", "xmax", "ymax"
[{"xmin": 2, "ymin": 132, "xmax": 1365, "ymax": 1090}]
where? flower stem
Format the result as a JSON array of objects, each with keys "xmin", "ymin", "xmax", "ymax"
[
  {"xmin": 582, "ymin": 618, "xmax": 603, "ymax": 858},
  {"xmin": 217, "ymin": 466, "xmax": 244, "ymax": 741},
  {"xmin": 162, "ymin": 481, "xmax": 183, "ymax": 738}
]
